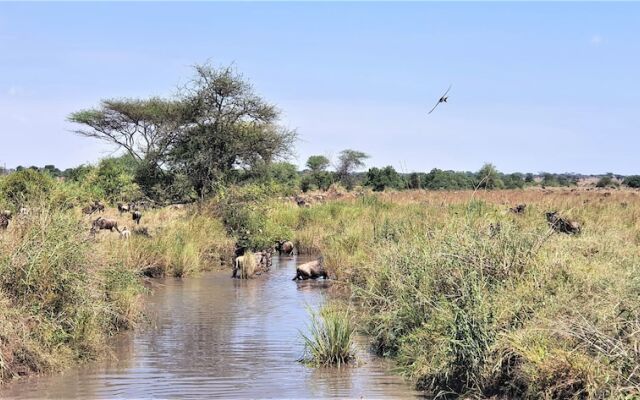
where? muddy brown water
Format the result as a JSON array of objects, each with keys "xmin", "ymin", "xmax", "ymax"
[{"xmin": 2, "ymin": 256, "xmax": 420, "ymax": 399}]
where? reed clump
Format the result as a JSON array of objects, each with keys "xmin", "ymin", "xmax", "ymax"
[{"xmin": 300, "ymin": 305, "xmax": 356, "ymax": 367}]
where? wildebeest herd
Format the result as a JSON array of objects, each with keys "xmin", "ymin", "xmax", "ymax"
[
  {"xmin": 87, "ymin": 201, "xmax": 149, "ymax": 239},
  {"xmin": 232, "ymin": 239, "xmax": 328, "ymax": 282},
  {"xmin": 2, "ymin": 198, "xmax": 581, "ymax": 283}
]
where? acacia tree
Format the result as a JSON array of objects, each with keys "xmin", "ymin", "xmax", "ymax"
[
  {"xmin": 69, "ymin": 98, "xmax": 188, "ymax": 197},
  {"xmin": 172, "ymin": 64, "xmax": 296, "ymax": 197},
  {"xmin": 336, "ymin": 149, "xmax": 369, "ymax": 190},
  {"xmin": 69, "ymin": 98, "xmax": 186, "ymax": 165},
  {"xmin": 69, "ymin": 63, "xmax": 296, "ymax": 199}
]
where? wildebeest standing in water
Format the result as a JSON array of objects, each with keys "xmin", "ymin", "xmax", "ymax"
[
  {"xmin": 131, "ymin": 211, "xmax": 142, "ymax": 225},
  {"xmin": 90, "ymin": 217, "xmax": 121, "ymax": 235},
  {"xmin": 232, "ymin": 251, "xmax": 271, "ymax": 279},
  {"xmin": 275, "ymin": 240, "xmax": 295, "ymax": 256},
  {"xmin": 292, "ymin": 257, "xmax": 328, "ymax": 281},
  {"xmin": 546, "ymin": 211, "xmax": 581, "ymax": 234}
]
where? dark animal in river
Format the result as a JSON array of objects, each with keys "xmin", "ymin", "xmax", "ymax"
[
  {"xmin": 545, "ymin": 211, "xmax": 581, "ymax": 235},
  {"xmin": 131, "ymin": 211, "xmax": 142, "ymax": 225},
  {"xmin": 428, "ymin": 84, "xmax": 452, "ymax": 114},
  {"xmin": 509, "ymin": 204, "xmax": 526, "ymax": 214},
  {"xmin": 90, "ymin": 217, "xmax": 121, "ymax": 235},
  {"xmin": 276, "ymin": 240, "xmax": 295, "ymax": 256},
  {"xmin": 292, "ymin": 257, "xmax": 328, "ymax": 281}
]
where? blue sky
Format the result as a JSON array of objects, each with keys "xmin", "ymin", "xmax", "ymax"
[{"xmin": 1, "ymin": 2, "xmax": 639, "ymax": 174}]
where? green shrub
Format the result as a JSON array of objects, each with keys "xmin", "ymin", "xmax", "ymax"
[
  {"xmin": 0, "ymin": 169, "xmax": 54, "ymax": 208},
  {"xmin": 623, "ymin": 175, "xmax": 640, "ymax": 188}
]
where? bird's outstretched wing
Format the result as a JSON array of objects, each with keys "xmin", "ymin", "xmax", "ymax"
[
  {"xmin": 428, "ymin": 101, "xmax": 441, "ymax": 114},
  {"xmin": 441, "ymin": 84, "xmax": 452, "ymax": 98},
  {"xmin": 427, "ymin": 84, "xmax": 452, "ymax": 114}
]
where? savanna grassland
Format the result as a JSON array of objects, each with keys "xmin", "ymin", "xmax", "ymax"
[
  {"xmin": 252, "ymin": 187, "xmax": 640, "ymax": 398},
  {"xmin": 2, "ymin": 162, "xmax": 640, "ymax": 400}
]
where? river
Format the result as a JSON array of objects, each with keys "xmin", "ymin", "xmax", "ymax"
[{"xmin": 1, "ymin": 256, "xmax": 420, "ymax": 399}]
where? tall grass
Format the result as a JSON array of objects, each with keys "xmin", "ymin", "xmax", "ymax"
[
  {"xmin": 0, "ymin": 197, "xmax": 234, "ymax": 384},
  {"xmin": 261, "ymin": 188, "xmax": 640, "ymax": 398},
  {"xmin": 0, "ymin": 202, "xmax": 144, "ymax": 382},
  {"xmin": 300, "ymin": 305, "xmax": 356, "ymax": 367}
]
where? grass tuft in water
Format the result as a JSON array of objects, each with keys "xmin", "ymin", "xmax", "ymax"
[{"xmin": 300, "ymin": 305, "xmax": 356, "ymax": 367}]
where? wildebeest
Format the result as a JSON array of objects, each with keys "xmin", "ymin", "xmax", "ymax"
[
  {"xmin": 90, "ymin": 217, "xmax": 121, "ymax": 235},
  {"xmin": 120, "ymin": 227, "xmax": 131, "ymax": 240},
  {"xmin": 275, "ymin": 240, "xmax": 295, "ymax": 256},
  {"xmin": 546, "ymin": 211, "xmax": 581, "ymax": 235},
  {"xmin": 233, "ymin": 253, "xmax": 257, "ymax": 279},
  {"xmin": 131, "ymin": 211, "xmax": 142, "ymax": 225},
  {"xmin": 509, "ymin": 204, "xmax": 526, "ymax": 214},
  {"xmin": 292, "ymin": 257, "xmax": 328, "ymax": 281},
  {"xmin": 0, "ymin": 210, "xmax": 12, "ymax": 230},
  {"xmin": 94, "ymin": 200, "xmax": 105, "ymax": 213},
  {"xmin": 117, "ymin": 202, "xmax": 130, "ymax": 214},
  {"xmin": 295, "ymin": 196, "xmax": 308, "ymax": 207},
  {"xmin": 232, "ymin": 250, "xmax": 272, "ymax": 279}
]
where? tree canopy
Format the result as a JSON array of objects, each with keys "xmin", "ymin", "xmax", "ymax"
[{"xmin": 69, "ymin": 64, "xmax": 296, "ymax": 200}]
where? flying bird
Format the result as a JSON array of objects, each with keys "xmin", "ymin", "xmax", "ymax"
[{"xmin": 428, "ymin": 84, "xmax": 452, "ymax": 114}]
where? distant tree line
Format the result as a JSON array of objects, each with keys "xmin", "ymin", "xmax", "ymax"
[{"xmin": 3, "ymin": 63, "xmax": 639, "ymax": 202}]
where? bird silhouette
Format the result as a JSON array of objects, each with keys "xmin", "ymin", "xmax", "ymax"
[{"xmin": 428, "ymin": 84, "xmax": 452, "ymax": 114}]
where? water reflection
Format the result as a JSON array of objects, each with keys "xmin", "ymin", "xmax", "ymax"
[{"xmin": 1, "ymin": 256, "xmax": 420, "ymax": 399}]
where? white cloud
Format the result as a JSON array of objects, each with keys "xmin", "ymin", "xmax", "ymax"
[{"xmin": 590, "ymin": 34, "xmax": 604, "ymax": 46}]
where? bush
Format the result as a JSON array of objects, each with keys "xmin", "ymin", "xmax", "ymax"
[
  {"xmin": 623, "ymin": 175, "xmax": 640, "ymax": 188},
  {"xmin": 0, "ymin": 169, "xmax": 54, "ymax": 208},
  {"xmin": 365, "ymin": 166, "xmax": 405, "ymax": 191}
]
